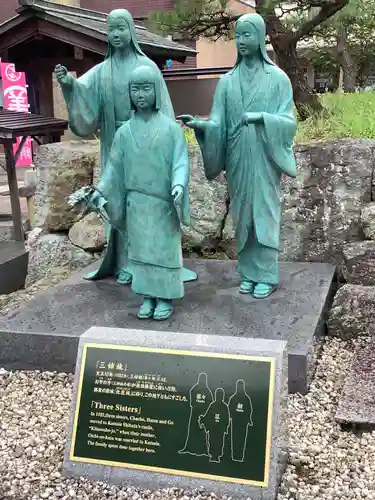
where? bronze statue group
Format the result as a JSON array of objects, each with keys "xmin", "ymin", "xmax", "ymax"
[{"xmin": 58, "ymin": 9, "xmax": 297, "ymax": 321}]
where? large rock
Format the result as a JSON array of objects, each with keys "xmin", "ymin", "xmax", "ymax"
[
  {"xmin": 341, "ymin": 241, "xmax": 375, "ymax": 285},
  {"xmin": 280, "ymin": 140, "xmax": 375, "ymax": 265},
  {"xmin": 361, "ymin": 202, "xmax": 375, "ymax": 240},
  {"xmin": 181, "ymin": 148, "xmax": 228, "ymax": 249},
  {"xmin": 69, "ymin": 213, "xmax": 106, "ymax": 252},
  {"xmin": 328, "ymin": 284, "xmax": 375, "ymax": 339},
  {"xmin": 26, "ymin": 229, "xmax": 99, "ymax": 286},
  {"xmin": 32, "ymin": 140, "xmax": 99, "ymax": 232},
  {"xmin": 29, "ymin": 138, "xmax": 375, "ymax": 270}
]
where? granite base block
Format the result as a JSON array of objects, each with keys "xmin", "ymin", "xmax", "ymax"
[
  {"xmin": 0, "ymin": 259, "xmax": 335, "ymax": 394},
  {"xmin": 63, "ymin": 327, "xmax": 288, "ymax": 500}
]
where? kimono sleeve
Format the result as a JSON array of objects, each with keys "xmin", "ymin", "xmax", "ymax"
[
  {"xmin": 260, "ymin": 70, "xmax": 297, "ymax": 178},
  {"xmin": 171, "ymin": 123, "xmax": 190, "ymax": 226},
  {"xmin": 195, "ymin": 76, "xmax": 228, "ymax": 181},
  {"xmin": 96, "ymin": 128, "xmax": 125, "ymax": 226},
  {"xmin": 61, "ymin": 65, "xmax": 101, "ymax": 137}
]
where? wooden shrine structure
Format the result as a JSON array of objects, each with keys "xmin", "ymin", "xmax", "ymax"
[
  {"xmin": 0, "ymin": 0, "xmax": 195, "ymax": 118},
  {"xmin": 0, "ymin": 108, "xmax": 68, "ymax": 241}
]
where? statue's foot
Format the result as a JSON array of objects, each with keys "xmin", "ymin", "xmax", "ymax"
[
  {"xmin": 239, "ymin": 280, "xmax": 255, "ymax": 294},
  {"xmin": 153, "ymin": 299, "xmax": 174, "ymax": 321},
  {"xmin": 253, "ymin": 283, "xmax": 277, "ymax": 299},
  {"xmin": 138, "ymin": 298, "xmax": 156, "ymax": 319},
  {"xmin": 117, "ymin": 270, "xmax": 132, "ymax": 285}
]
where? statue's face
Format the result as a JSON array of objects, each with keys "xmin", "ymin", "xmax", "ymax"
[
  {"xmin": 107, "ymin": 14, "xmax": 131, "ymax": 50},
  {"xmin": 130, "ymin": 79, "xmax": 156, "ymax": 110},
  {"xmin": 235, "ymin": 21, "xmax": 259, "ymax": 57}
]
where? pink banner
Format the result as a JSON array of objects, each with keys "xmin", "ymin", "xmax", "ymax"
[{"xmin": 1, "ymin": 62, "xmax": 33, "ymax": 167}]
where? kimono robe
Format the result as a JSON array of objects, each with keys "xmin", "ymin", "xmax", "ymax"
[
  {"xmin": 61, "ymin": 49, "xmax": 196, "ymax": 282},
  {"xmin": 195, "ymin": 60, "xmax": 297, "ymax": 285},
  {"xmin": 95, "ymin": 112, "xmax": 190, "ymax": 299}
]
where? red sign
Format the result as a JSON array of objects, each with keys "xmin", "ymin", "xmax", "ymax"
[{"xmin": 1, "ymin": 62, "xmax": 33, "ymax": 167}]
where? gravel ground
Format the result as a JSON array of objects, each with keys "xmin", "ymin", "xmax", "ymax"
[{"xmin": 0, "ymin": 337, "xmax": 372, "ymax": 500}]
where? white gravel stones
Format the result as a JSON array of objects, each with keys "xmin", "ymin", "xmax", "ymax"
[
  {"xmin": 279, "ymin": 337, "xmax": 375, "ymax": 500},
  {"xmin": 0, "ymin": 338, "xmax": 373, "ymax": 499}
]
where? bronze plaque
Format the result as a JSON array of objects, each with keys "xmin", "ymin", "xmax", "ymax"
[{"xmin": 70, "ymin": 344, "xmax": 276, "ymax": 486}]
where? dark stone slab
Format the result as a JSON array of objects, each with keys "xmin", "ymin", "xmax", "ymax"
[
  {"xmin": 0, "ymin": 241, "xmax": 28, "ymax": 294},
  {"xmin": 336, "ymin": 338, "xmax": 375, "ymax": 428},
  {"xmin": 0, "ymin": 259, "xmax": 335, "ymax": 394}
]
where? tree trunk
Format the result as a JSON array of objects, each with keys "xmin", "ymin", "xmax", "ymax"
[
  {"xmin": 271, "ymin": 37, "xmax": 323, "ymax": 120},
  {"xmin": 263, "ymin": 13, "xmax": 323, "ymax": 120},
  {"xmin": 336, "ymin": 24, "xmax": 357, "ymax": 92}
]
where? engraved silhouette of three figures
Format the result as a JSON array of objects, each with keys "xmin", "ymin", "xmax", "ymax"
[{"xmin": 179, "ymin": 373, "xmax": 253, "ymax": 463}]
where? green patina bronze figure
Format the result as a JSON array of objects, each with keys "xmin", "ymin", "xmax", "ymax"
[
  {"xmin": 179, "ymin": 13, "xmax": 297, "ymax": 299},
  {"xmin": 86, "ymin": 65, "xmax": 190, "ymax": 320},
  {"xmin": 55, "ymin": 8, "xmax": 196, "ymax": 286}
]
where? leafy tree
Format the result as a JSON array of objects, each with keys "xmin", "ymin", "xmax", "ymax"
[
  {"xmin": 149, "ymin": 0, "xmax": 349, "ymax": 119},
  {"xmin": 303, "ymin": 0, "xmax": 375, "ymax": 91}
]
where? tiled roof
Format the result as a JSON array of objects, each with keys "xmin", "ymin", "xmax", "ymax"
[{"xmin": 6, "ymin": 0, "xmax": 196, "ymax": 60}]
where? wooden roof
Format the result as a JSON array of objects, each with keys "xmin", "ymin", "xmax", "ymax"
[
  {"xmin": 0, "ymin": 0, "xmax": 196, "ymax": 62},
  {"xmin": 0, "ymin": 108, "xmax": 68, "ymax": 139}
]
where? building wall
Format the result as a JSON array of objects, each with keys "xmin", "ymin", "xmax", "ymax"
[
  {"xmin": 0, "ymin": 0, "xmax": 19, "ymax": 23},
  {"xmin": 196, "ymin": 0, "xmax": 254, "ymax": 75}
]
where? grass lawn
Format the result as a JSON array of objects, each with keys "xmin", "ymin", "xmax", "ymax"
[
  {"xmin": 296, "ymin": 91, "xmax": 375, "ymax": 144},
  {"xmin": 183, "ymin": 92, "xmax": 375, "ymax": 146}
]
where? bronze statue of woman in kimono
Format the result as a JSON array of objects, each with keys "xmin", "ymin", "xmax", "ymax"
[
  {"xmin": 87, "ymin": 65, "xmax": 190, "ymax": 320},
  {"xmin": 179, "ymin": 13, "xmax": 297, "ymax": 299},
  {"xmin": 55, "ymin": 8, "xmax": 196, "ymax": 286}
]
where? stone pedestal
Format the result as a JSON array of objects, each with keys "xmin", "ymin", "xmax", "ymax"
[
  {"xmin": 63, "ymin": 327, "xmax": 288, "ymax": 500},
  {"xmin": 0, "ymin": 259, "xmax": 335, "ymax": 394}
]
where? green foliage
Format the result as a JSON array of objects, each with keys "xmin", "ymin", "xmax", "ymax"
[
  {"xmin": 148, "ymin": 0, "xmax": 235, "ymax": 40},
  {"xmin": 183, "ymin": 126, "xmax": 198, "ymax": 146},
  {"xmin": 296, "ymin": 91, "xmax": 375, "ymax": 143},
  {"xmin": 183, "ymin": 92, "xmax": 375, "ymax": 147},
  {"xmin": 303, "ymin": 0, "xmax": 375, "ymax": 85}
]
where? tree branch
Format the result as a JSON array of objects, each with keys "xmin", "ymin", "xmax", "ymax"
[{"xmin": 291, "ymin": 0, "xmax": 349, "ymax": 42}]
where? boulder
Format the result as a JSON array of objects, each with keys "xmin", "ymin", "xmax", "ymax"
[
  {"xmin": 181, "ymin": 148, "xmax": 228, "ymax": 249},
  {"xmin": 32, "ymin": 140, "xmax": 99, "ymax": 232},
  {"xmin": 280, "ymin": 139, "xmax": 375, "ymax": 264},
  {"xmin": 210, "ymin": 139, "xmax": 375, "ymax": 264},
  {"xmin": 69, "ymin": 213, "xmax": 106, "ymax": 252},
  {"xmin": 26, "ymin": 229, "xmax": 99, "ymax": 286},
  {"xmin": 328, "ymin": 284, "xmax": 375, "ymax": 339},
  {"xmin": 341, "ymin": 241, "xmax": 375, "ymax": 285},
  {"xmin": 361, "ymin": 202, "xmax": 375, "ymax": 240},
  {"xmin": 29, "ymin": 138, "xmax": 375, "ymax": 265}
]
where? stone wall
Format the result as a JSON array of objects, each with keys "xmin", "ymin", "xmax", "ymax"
[
  {"xmin": 280, "ymin": 140, "xmax": 375, "ymax": 281},
  {"xmin": 28, "ymin": 138, "xmax": 375, "ymax": 287}
]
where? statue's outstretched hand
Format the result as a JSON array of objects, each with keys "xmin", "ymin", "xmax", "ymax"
[
  {"xmin": 172, "ymin": 185, "xmax": 184, "ymax": 204},
  {"xmin": 177, "ymin": 115, "xmax": 206, "ymax": 130},
  {"xmin": 55, "ymin": 64, "xmax": 73, "ymax": 86},
  {"xmin": 87, "ymin": 190, "xmax": 107, "ymax": 212}
]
